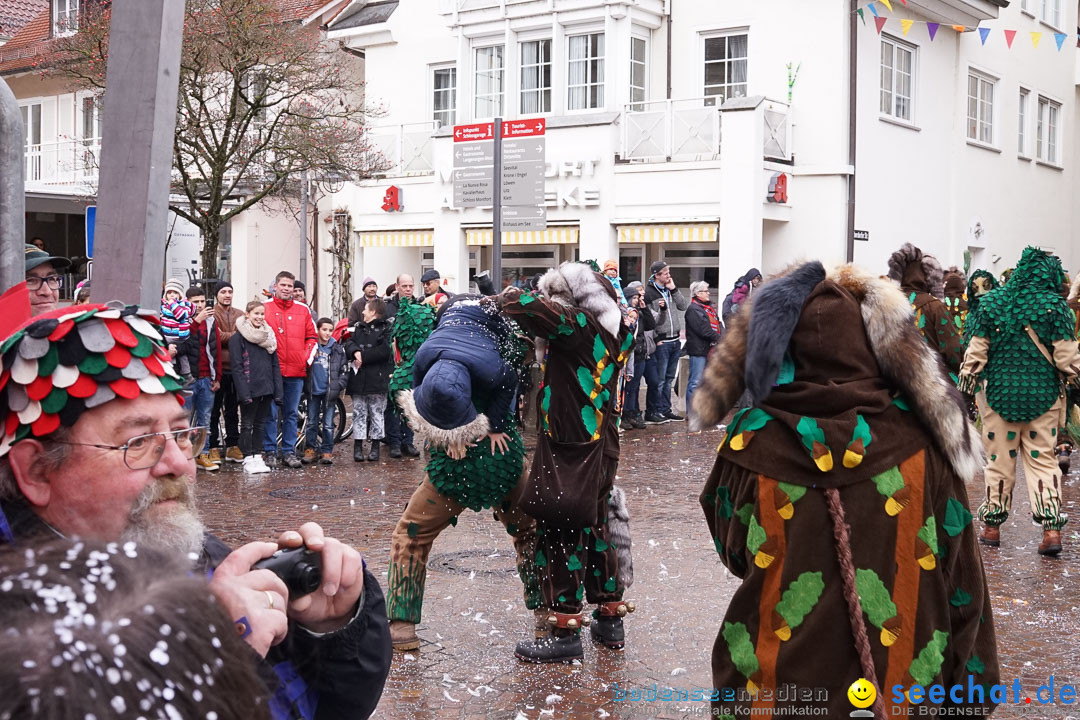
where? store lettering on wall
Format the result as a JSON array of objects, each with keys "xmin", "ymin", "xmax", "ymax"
[{"xmin": 438, "ymin": 158, "xmax": 601, "ymax": 211}]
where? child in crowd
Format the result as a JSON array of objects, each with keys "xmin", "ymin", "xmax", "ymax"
[
  {"xmin": 160, "ymin": 277, "xmax": 194, "ymax": 378},
  {"xmin": 602, "ymin": 259, "xmax": 629, "ymax": 307},
  {"xmin": 230, "ymin": 299, "xmax": 283, "ymax": 475},
  {"xmin": 180, "ymin": 286, "xmax": 223, "ymax": 472},
  {"xmin": 345, "ymin": 297, "xmax": 392, "ymax": 462},
  {"xmin": 304, "ymin": 317, "xmax": 347, "ymax": 465}
]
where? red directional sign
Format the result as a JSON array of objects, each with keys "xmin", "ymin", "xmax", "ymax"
[
  {"xmin": 453, "ymin": 122, "xmax": 495, "ymax": 142},
  {"xmin": 501, "ymin": 118, "xmax": 546, "ymax": 138}
]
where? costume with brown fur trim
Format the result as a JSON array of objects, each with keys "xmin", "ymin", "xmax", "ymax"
[
  {"xmin": 887, "ymin": 243, "xmax": 964, "ymax": 373},
  {"xmin": 697, "ymin": 261, "xmax": 999, "ymax": 718}
]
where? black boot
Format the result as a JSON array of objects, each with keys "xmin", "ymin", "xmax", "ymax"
[
  {"xmin": 388, "ymin": 444, "xmax": 402, "ymax": 459},
  {"xmin": 353, "ymin": 440, "xmax": 364, "ymax": 462},
  {"xmin": 367, "ymin": 439, "xmax": 381, "ymax": 461},
  {"xmin": 589, "ymin": 615, "xmax": 625, "ymax": 650},
  {"xmin": 515, "ymin": 630, "xmax": 583, "ymax": 663},
  {"xmin": 402, "ymin": 442, "xmax": 421, "ymax": 458}
]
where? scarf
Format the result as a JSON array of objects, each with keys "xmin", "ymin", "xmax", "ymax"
[
  {"xmin": 693, "ymin": 297, "xmax": 720, "ymax": 333},
  {"xmin": 236, "ymin": 315, "xmax": 277, "ymax": 353}
]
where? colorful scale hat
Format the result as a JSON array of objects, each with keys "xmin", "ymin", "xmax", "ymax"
[{"xmin": 0, "ymin": 301, "xmax": 185, "ymax": 457}]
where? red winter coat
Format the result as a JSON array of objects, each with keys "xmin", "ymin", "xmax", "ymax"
[{"xmin": 263, "ymin": 297, "xmax": 317, "ymax": 378}]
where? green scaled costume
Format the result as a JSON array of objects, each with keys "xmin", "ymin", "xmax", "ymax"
[
  {"xmin": 961, "ymin": 248, "xmax": 1074, "ymax": 423},
  {"xmin": 962, "ymin": 270, "xmax": 998, "ymax": 345},
  {"xmin": 387, "ymin": 297, "xmax": 436, "ymax": 402}
]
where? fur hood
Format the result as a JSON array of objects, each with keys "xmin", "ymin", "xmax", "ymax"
[
  {"xmin": 397, "ymin": 388, "xmax": 491, "ymax": 449},
  {"xmin": 537, "ymin": 262, "xmax": 622, "ymax": 338},
  {"xmin": 887, "ymin": 243, "xmax": 945, "ymax": 299},
  {"xmin": 690, "ymin": 263, "xmax": 983, "ymax": 483}
]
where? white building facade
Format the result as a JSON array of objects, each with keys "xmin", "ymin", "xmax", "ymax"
[{"xmin": 320, "ymin": 0, "xmax": 1079, "ymax": 308}]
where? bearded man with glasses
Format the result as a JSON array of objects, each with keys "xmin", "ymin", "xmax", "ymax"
[{"xmin": 0, "ymin": 299, "xmax": 392, "ymax": 720}]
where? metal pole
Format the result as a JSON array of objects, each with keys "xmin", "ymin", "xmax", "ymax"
[
  {"xmin": 92, "ymin": 0, "xmax": 186, "ymax": 307},
  {"xmin": 492, "ymin": 117, "xmax": 502, "ymax": 289},
  {"xmin": 299, "ymin": 170, "xmax": 308, "ymax": 290},
  {"xmin": 0, "ymin": 77, "xmax": 25, "ymax": 291},
  {"xmin": 846, "ymin": 0, "xmax": 858, "ymax": 263}
]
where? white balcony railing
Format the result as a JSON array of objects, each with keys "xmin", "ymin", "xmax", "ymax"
[
  {"xmin": 621, "ymin": 98, "xmax": 722, "ymax": 162},
  {"xmin": 367, "ymin": 121, "xmax": 436, "ymax": 176},
  {"xmin": 24, "ymin": 137, "xmax": 102, "ymax": 187}
]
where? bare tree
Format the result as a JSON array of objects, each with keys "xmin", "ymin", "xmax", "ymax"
[{"xmin": 51, "ymin": 0, "xmax": 384, "ymax": 280}]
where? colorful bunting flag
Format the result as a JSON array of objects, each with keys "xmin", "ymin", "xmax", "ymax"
[
  {"xmin": 952, "ymin": 25, "xmax": 966, "ymax": 32},
  {"xmin": 874, "ymin": 16, "xmax": 888, "ymax": 34},
  {"xmin": 1031, "ymin": 31, "xmax": 1042, "ymax": 48},
  {"xmin": 857, "ymin": 8, "xmax": 866, "ymax": 24},
  {"xmin": 868, "ymin": 3, "xmax": 879, "ymax": 18},
  {"xmin": 901, "ymin": 18, "xmax": 914, "ymax": 36},
  {"xmin": 1004, "ymin": 29, "xmax": 1016, "ymax": 48},
  {"xmin": 1055, "ymin": 32, "xmax": 1067, "ymax": 50},
  {"xmin": 880, "ymin": 0, "xmax": 893, "ymax": 10},
  {"xmin": 927, "ymin": 22, "xmax": 939, "ymax": 41},
  {"xmin": 978, "ymin": 27, "xmax": 990, "ymax": 45}
]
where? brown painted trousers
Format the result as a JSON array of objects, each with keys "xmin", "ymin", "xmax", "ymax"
[{"xmin": 386, "ymin": 473, "xmax": 541, "ymax": 624}]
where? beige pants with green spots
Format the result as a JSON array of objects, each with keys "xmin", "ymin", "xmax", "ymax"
[{"xmin": 979, "ymin": 395, "xmax": 1068, "ymax": 530}]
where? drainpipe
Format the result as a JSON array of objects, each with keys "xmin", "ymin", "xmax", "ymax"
[
  {"xmin": 665, "ymin": 0, "xmax": 672, "ymax": 99},
  {"xmin": 846, "ymin": 0, "xmax": 857, "ymax": 263},
  {"xmin": 0, "ymin": 77, "xmax": 25, "ymax": 291}
]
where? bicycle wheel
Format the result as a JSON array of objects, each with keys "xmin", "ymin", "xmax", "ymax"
[{"xmin": 334, "ymin": 395, "xmax": 350, "ymax": 444}]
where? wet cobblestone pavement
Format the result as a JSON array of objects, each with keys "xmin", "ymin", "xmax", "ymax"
[{"xmin": 196, "ymin": 424, "xmax": 1080, "ymax": 720}]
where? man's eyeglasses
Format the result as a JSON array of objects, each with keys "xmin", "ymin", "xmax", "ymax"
[
  {"xmin": 54, "ymin": 427, "xmax": 208, "ymax": 470},
  {"xmin": 25, "ymin": 275, "xmax": 64, "ymax": 291}
]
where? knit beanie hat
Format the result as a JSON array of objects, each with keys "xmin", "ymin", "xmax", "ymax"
[
  {"xmin": 603, "ymin": 259, "xmax": 619, "ymax": 274},
  {"xmin": 362, "ymin": 277, "xmax": 377, "ymax": 290},
  {"xmin": 163, "ymin": 278, "xmax": 185, "ymax": 297},
  {"xmin": 0, "ymin": 302, "xmax": 185, "ymax": 456}
]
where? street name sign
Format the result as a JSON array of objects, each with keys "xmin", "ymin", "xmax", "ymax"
[{"xmin": 501, "ymin": 160, "xmax": 545, "ymax": 205}]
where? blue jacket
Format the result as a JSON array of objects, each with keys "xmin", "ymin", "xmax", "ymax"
[{"xmin": 307, "ymin": 338, "xmax": 347, "ymax": 398}]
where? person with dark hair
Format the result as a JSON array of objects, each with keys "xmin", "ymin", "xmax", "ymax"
[
  {"xmin": 887, "ymin": 244, "xmax": 963, "ymax": 374},
  {"xmin": 24, "ymin": 243, "xmax": 71, "ymax": 317},
  {"xmin": 0, "ymin": 539, "xmax": 271, "ymax": 720},
  {"xmin": 690, "ymin": 261, "xmax": 998, "ymax": 718},
  {"xmin": 262, "ymin": 271, "xmax": 317, "ymax": 468},
  {"xmin": 347, "ymin": 277, "xmax": 381, "ymax": 325},
  {"xmin": 210, "ymin": 281, "xmax": 245, "ymax": 466},
  {"xmin": 303, "ymin": 318, "xmax": 347, "ymax": 465},
  {"xmin": 180, "ymin": 286, "xmax": 222, "ymax": 472},
  {"xmin": 684, "ymin": 281, "xmax": 722, "ymax": 414},
  {"xmin": 0, "ymin": 297, "xmax": 393, "ymax": 720},
  {"xmin": 345, "ymin": 297, "xmax": 392, "ymax": 462},
  {"xmin": 420, "ymin": 268, "xmax": 449, "ymax": 305},
  {"xmin": 643, "ymin": 260, "xmax": 688, "ymax": 423},
  {"xmin": 292, "ymin": 281, "xmax": 318, "ymax": 325}
]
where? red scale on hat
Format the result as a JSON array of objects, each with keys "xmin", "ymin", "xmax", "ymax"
[
  {"xmin": 0, "ymin": 369, "xmax": 9, "ymax": 393},
  {"xmin": 106, "ymin": 319, "xmax": 139, "ymax": 348},
  {"xmin": 5, "ymin": 412, "xmax": 19, "ymax": 436},
  {"xmin": 25, "ymin": 375, "xmax": 54, "ymax": 402},
  {"xmin": 68, "ymin": 374, "xmax": 98, "ymax": 399},
  {"xmin": 110, "ymin": 377, "xmax": 141, "ymax": 400},
  {"xmin": 32, "ymin": 413, "xmax": 60, "ymax": 437},
  {"xmin": 48, "ymin": 319, "xmax": 74, "ymax": 342},
  {"xmin": 142, "ymin": 353, "xmax": 166, "ymax": 377},
  {"xmin": 104, "ymin": 344, "xmax": 132, "ymax": 368}
]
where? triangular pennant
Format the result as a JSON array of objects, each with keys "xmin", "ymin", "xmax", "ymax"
[
  {"xmin": 857, "ymin": 7, "xmax": 866, "ymax": 24},
  {"xmin": 901, "ymin": 19, "xmax": 914, "ymax": 36},
  {"xmin": 1004, "ymin": 29, "xmax": 1016, "ymax": 48},
  {"xmin": 1031, "ymin": 31, "xmax": 1041, "ymax": 48},
  {"xmin": 927, "ymin": 22, "xmax": 939, "ymax": 41},
  {"xmin": 978, "ymin": 27, "xmax": 990, "ymax": 45},
  {"xmin": 874, "ymin": 16, "xmax": 888, "ymax": 34},
  {"xmin": 1055, "ymin": 33, "xmax": 1067, "ymax": 50},
  {"xmin": 868, "ymin": 3, "xmax": 879, "ymax": 18},
  {"xmin": 880, "ymin": 0, "xmax": 893, "ymax": 10}
]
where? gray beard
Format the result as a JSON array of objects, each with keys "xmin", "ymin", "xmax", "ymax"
[{"xmin": 122, "ymin": 476, "xmax": 205, "ymax": 562}]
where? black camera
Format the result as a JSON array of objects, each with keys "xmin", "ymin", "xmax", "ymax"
[{"xmin": 253, "ymin": 547, "xmax": 323, "ymax": 598}]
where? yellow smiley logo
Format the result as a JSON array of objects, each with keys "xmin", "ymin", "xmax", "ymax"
[{"xmin": 847, "ymin": 678, "xmax": 876, "ymax": 709}]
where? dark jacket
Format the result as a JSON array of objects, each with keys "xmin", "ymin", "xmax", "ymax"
[
  {"xmin": 229, "ymin": 332, "xmax": 284, "ymax": 404},
  {"xmin": 344, "ymin": 318, "xmax": 392, "ymax": 396},
  {"xmin": 631, "ymin": 302, "xmax": 655, "ymax": 361},
  {"xmin": 178, "ymin": 316, "xmax": 222, "ymax": 382},
  {"xmin": 644, "ymin": 280, "xmax": 688, "ymax": 342},
  {"xmin": 412, "ymin": 301, "xmax": 518, "ymax": 434},
  {"xmin": 0, "ymin": 499, "xmax": 393, "ymax": 720},
  {"xmin": 307, "ymin": 338, "xmax": 348, "ymax": 398},
  {"xmin": 684, "ymin": 299, "xmax": 723, "ymax": 357}
]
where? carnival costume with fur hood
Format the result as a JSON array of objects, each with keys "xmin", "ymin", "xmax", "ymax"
[
  {"xmin": 387, "ymin": 296, "xmax": 541, "ymax": 651},
  {"xmin": 959, "ymin": 247, "xmax": 1080, "ymax": 550},
  {"xmin": 888, "ymin": 244, "xmax": 964, "ymax": 374},
  {"xmin": 689, "ymin": 262, "xmax": 998, "ymax": 719},
  {"xmin": 942, "ymin": 267, "xmax": 968, "ymax": 336},
  {"xmin": 499, "ymin": 263, "xmax": 636, "ymax": 662}
]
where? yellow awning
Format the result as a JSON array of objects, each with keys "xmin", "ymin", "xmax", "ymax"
[
  {"xmin": 617, "ymin": 223, "xmax": 717, "ymax": 244},
  {"xmin": 466, "ymin": 227, "xmax": 579, "ymax": 246},
  {"xmin": 355, "ymin": 230, "xmax": 434, "ymax": 247}
]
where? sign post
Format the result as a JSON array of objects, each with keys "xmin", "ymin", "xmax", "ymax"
[{"xmin": 492, "ymin": 117, "xmax": 502, "ymax": 288}]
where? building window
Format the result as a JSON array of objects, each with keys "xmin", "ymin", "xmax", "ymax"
[
  {"xmin": 703, "ymin": 33, "xmax": 748, "ymax": 104},
  {"xmin": 520, "ymin": 40, "xmax": 551, "ymax": 114},
  {"xmin": 567, "ymin": 33, "xmax": 605, "ymax": 111},
  {"xmin": 240, "ymin": 71, "xmax": 270, "ymax": 125},
  {"xmin": 966, "ymin": 71, "xmax": 995, "ymax": 145},
  {"xmin": 1018, "ymin": 88, "xmax": 1029, "ymax": 156},
  {"xmin": 1040, "ymin": 0, "xmax": 1061, "ymax": 27},
  {"xmin": 880, "ymin": 35, "xmax": 914, "ymax": 122},
  {"xmin": 1036, "ymin": 96, "xmax": 1061, "ymax": 164},
  {"xmin": 475, "ymin": 45, "xmax": 504, "ymax": 118},
  {"xmin": 433, "ymin": 67, "xmax": 456, "ymax": 128},
  {"xmin": 630, "ymin": 37, "xmax": 647, "ymax": 109},
  {"xmin": 53, "ymin": 0, "xmax": 78, "ymax": 37},
  {"xmin": 1020, "ymin": 0, "xmax": 1033, "ymax": 13}
]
